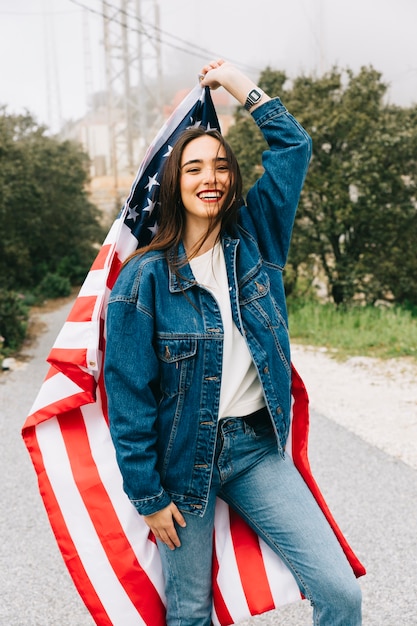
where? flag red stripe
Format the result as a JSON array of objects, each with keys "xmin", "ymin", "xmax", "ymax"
[
  {"xmin": 44, "ymin": 364, "xmax": 60, "ymax": 381},
  {"xmin": 59, "ymin": 409, "xmax": 166, "ymax": 624},
  {"xmin": 107, "ymin": 253, "xmax": 123, "ymax": 290},
  {"xmin": 229, "ymin": 509, "xmax": 275, "ymax": 615},
  {"xmin": 48, "ymin": 348, "xmax": 96, "ymax": 391},
  {"xmin": 97, "ymin": 371, "xmax": 109, "ymax": 427},
  {"xmin": 98, "ymin": 317, "xmax": 106, "ymax": 360},
  {"xmin": 66, "ymin": 296, "xmax": 99, "ymax": 323},
  {"xmin": 23, "ymin": 425, "xmax": 113, "ymax": 626},
  {"xmin": 290, "ymin": 366, "xmax": 366, "ymax": 577},
  {"xmin": 91, "ymin": 244, "xmax": 113, "ymax": 271},
  {"xmin": 212, "ymin": 538, "xmax": 234, "ymax": 626},
  {"xmin": 25, "ymin": 392, "xmax": 93, "ymax": 429}
]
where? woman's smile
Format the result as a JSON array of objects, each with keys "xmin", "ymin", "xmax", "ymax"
[
  {"xmin": 196, "ymin": 189, "xmax": 224, "ymax": 203},
  {"xmin": 180, "ymin": 134, "xmax": 231, "ymax": 226}
]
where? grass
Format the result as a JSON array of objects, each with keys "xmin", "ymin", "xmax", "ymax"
[{"xmin": 288, "ymin": 300, "xmax": 417, "ymax": 361}]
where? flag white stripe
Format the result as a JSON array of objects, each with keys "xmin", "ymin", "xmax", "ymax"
[
  {"xmin": 81, "ymin": 399, "xmax": 166, "ymax": 600},
  {"xmin": 214, "ymin": 501, "xmax": 250, "ymax": 622},
  {"xmin": 114, "ymin": 223, "xmax": 146, "ymax": 260},
  {"xmin": 52, "ymin": 320, "xmax": 99, "ymax": 351},
  {"xmin": 28, "ymin": 372, "xmax": 84, "ymax": 416},
  {"xmin": 78, "ymin": 268, "xmax": 109, "ymax": 296},
  {"xmin": 211, "ymin": 607, "xmax": 221, "ymax": 626},
  {"xmin": 36, "ymin": 418, "xmax": 147, "ymax": 626},
  {"xmin": 259, "ymin": 539, "xmax": 301, "ymax": 607},
  {"xmin": 102, "ymin": 216, "xmax": 124, "ymax": 246}
]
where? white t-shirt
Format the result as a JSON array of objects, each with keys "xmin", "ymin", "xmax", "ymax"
[{"xmin": 189, "ymin": 242, "xmax": 266, "ymax": 419}]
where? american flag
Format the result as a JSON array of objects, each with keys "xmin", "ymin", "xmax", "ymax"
[{"xmin": 22, "ymin": 84, "xmax": 365, "ymax": 626}]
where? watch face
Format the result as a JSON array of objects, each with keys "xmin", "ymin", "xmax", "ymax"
[
  {"xmin": 244, "ymin": 88, "xmax": 263, "ymax": 110},
  {"xmin": 249, "ymin": 89, "xmax": 261, "ymax": 102}
]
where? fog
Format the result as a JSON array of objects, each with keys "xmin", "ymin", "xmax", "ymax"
[{"xmin": 0, "ymin": 0, "xmax": 416, "ymax": 129}]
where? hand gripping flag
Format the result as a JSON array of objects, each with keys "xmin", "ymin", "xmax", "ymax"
[{"xmin": 22, "ymin": 84, "xmax": 365, "ymax": 626}]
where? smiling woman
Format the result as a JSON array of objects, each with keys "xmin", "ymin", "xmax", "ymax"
[
  {"xmin": 103, "ymin": 59, "xmax": 364, "ymax": 625},
  {"xmin": 179, "ymin": 133, "xmax": 233, "ymax": 255},
  {"xmin": 130, "ymin": 123, "xmax": 244, "ymax": 266},
  {"xmin": 180, "ymin": 133, "xmax": 230, "ymax": 236}
]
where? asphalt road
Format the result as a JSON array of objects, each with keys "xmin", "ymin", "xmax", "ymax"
[{"xmin": 1, "ymin": 301, "xmax": 416, "ymax": 625}]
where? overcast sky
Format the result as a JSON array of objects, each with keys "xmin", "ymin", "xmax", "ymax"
[{"xmin": 1, "ymin": 0, "xmax": 416, "ymax": 131}]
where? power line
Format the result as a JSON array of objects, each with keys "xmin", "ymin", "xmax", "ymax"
[
  {"xmin": 68, "ymin": 0, "xmax": 262, "ymax": 75},
  {"xmin": 298, "ymin": 0, "xmax": 326, "ymax": 75},
  {"xmin": 0, "ymin": 9, "xmax": 78, "ymax": 16},
  {"xmin": 101, "ymin": 0, "xmax": 261, "ymax": 74}
]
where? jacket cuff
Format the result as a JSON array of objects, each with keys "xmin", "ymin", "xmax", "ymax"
[
  {"xmin": 251, "ymin": 97, "xmax": 286, "ymax": 125},
  {"xmin": 129, "ymin": 489, "xmax": 172, "ymax": 517}
]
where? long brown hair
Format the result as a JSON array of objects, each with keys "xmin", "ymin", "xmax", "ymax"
[{"xmin": 127, "ymin": 127, "xmax": 243, "ymax": 270}]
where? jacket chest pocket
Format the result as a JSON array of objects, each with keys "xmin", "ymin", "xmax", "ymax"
[
  {"xmin": 239, "ymin": 270, "xmax": 270, "ymax": 305},
  {"xmin": 155, "ymin": 337, "xmax": 197, "ymax": 397},
  {"xmin": 240, "ymin": 273, "xmax": 282, "ymax": 329}
]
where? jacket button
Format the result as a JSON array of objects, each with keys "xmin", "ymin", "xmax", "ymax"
[
  {"xmin": 263, "ymin": 366, "xmax": 269, "ymax": 374},
  {"xmin": 276, "ymin": 406, "xmax": 282, "ymax": 415}
]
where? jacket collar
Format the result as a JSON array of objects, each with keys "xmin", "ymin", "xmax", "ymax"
[
  {"xmin": 167, "ymin": 235, "xmax": 239, "ymax": 293},
  {"xmin": 168, "ymin": 241, "xmax": 194, "ymax": 293}
]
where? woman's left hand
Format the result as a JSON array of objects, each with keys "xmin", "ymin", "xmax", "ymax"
[
  {"xmin": 199, "ymin": 59, "xmax": 228, "ymax": 90},
  {"xmin": 199, "ymin": 59, "xmax": 270, "ymax": 111}
]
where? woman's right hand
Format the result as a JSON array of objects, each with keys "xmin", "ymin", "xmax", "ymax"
[{"xmin": 143, "ymin": 502, "xmax": 187, "ymax": 550}]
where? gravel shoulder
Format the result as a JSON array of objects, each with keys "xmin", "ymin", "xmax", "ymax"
[{"xmin": 291, "ymin": 344, "xmax": 417, "ymax": 471}]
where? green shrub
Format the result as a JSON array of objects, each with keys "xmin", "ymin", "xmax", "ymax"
[
  {"xmin": 21, "ymin": 292, "xmax": 41, "ymax": 307},
  {"xmin": 36, "ymin": 273, "xmax": 72, "ymax": 299},
  {"xmin": 0, "ymin": 289, "xmax": 29, "ymax": 353}
]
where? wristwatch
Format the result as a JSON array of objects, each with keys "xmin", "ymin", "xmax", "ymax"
[{"xmin": 244, "ymin": 88, "xmax": 264, "ymax": 111}]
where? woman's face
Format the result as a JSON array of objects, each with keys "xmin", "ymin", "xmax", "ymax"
[{"xmin": 179, "ymin": 134, "xmax": 231, "ymax": 228}]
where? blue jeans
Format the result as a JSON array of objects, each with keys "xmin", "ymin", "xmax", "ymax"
[{"xmin": 157, "ymin": 416, "xmax": 362, "ymax": 625}]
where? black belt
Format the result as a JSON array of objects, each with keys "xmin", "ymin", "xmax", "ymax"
[{"xmin": 242, "ymin": 406, "xmax": 270, "ymax": 428}]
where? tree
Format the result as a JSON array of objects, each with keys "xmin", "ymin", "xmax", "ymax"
[
  {"xmin": 350, "ymin": 105, "xmax": 417, "ymax": 305},
  {"xmin": 0, "ymin": 109, "xmax": 105, "ymax": 291},
  {"xmin": 227, "ymin": 67, "xmax": 417, "ymax": 305}
]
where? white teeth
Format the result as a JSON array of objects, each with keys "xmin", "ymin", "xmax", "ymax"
[{"xmin": 199, "ymin": 193, "xmax": 221, "ymax": 200}]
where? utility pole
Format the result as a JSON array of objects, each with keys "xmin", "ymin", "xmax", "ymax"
[
  {"xmin": 101, "ymin": 0, "xmax": 163, "ymax": 196},
  {"xmin": 121, "ymin": 0, "xmax": 135, "ymax": 172},
  {"xmin": 43, "ymin": 0, "xmax": 62, "ymax": 133},
  {"xmin": 317, "ymin": 0, "xmax": 326, "ymax": 75},
  {"xmin": 135, "ymin": 0, "xmax": 164, "ymax": 152},
  {"xmin": 83, "ymin": 9, "xmax": 94, "ymax": 114},
  {"xmin": 102, "ymin": 0, "xmax": 119, "ymax": 206},
  {"xmin": 82, "ymin": 8, "xmax": 94, "ymax": 157}
]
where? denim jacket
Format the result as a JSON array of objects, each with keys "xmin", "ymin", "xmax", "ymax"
[{"xmin": 104, "ymin": 98, "xmax": 312, "ymax": 517}]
